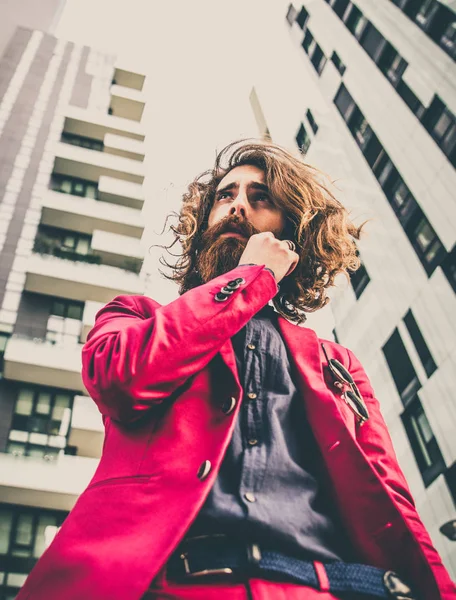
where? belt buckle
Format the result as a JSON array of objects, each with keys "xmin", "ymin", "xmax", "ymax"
[
  {"xmin": 180, "ymin": 552, "xmax": 233, "ymax": 578},
  {"xmin": 179, "ymin": 534, "xmax": 234, "ymax": 578}
]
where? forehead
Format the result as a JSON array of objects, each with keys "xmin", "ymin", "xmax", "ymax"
[{"xmin": 216, "ymin": 164, "xmax": 265, "ymax": 189}]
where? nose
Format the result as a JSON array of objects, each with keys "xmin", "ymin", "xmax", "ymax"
[{"xmin": 229, "ymin": 191, "xmax": 248, "ymax": 218}]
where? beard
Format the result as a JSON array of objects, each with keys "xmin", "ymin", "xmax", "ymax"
[{"xmin": 196, "ymin": 215, "xmax": 259, "ymax": 284}]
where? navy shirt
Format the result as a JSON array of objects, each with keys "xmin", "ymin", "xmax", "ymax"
[{"xmin": 189, "ymin": 305, "xmax": 352, "ymax": 562}]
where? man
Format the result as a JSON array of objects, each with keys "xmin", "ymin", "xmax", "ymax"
[{"xmin": 17, "ymin": 141, "xmax": 455, "ymax": 600}]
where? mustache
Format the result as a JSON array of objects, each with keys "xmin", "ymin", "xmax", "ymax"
[{"xmin": 201, "ymin": 215, "xmax": 259, "ymax": 244}]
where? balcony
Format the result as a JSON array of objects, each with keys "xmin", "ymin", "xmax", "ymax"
[
  {"xmin": 91, "ymin": 230, "xmax": 143, "ymax": 273},
  {"xmin": 98, "ymin": 175, "xmax": 144, "ymax": 209},
  {"xmin": 103, "ymin": 133, "xmax": 145, "ymax": 161},
  {"xmin": 112, "ymin": 67, "xmax": 145, "ymax": 91},
  {"xmin": 68, "ymin": 395, "xmax": 104, "ymax": 459},
  {"xmin": 40, "ymin": 190, "xmax": 144, "ymax": 239},
  {"xmin": 109, "ymin": 84, "xmax": 145, "ymax": 122},
  {"xmin": 81, "ymin": 300, "xmax": 104, "ymax": 342},
  {"xmin": 53, "ymin": 141, "xmax": 144, "ymax": 184},
  {"xmin": 24, "ymin": 253, "xmax": 144, "ymax": 303},
  {"xmin": 0, "ymin": 451, "xmax": 98, "ymax": 510},
  {"xmin": 63, "ymin": 105, "xmax": 145, "ymax": 142},
  {"xmin": 3, "ymin": 335, "xmax": 84, "ymax": 391}
]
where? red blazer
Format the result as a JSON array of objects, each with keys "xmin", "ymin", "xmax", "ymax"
[{"xmin": 17, "ymin": 265, "xmax": 455, "ymax": 600}]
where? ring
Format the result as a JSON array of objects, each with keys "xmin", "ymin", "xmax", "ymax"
[{"xmin": 284, "ymin": 240, "xmax": 296, "ymax": 252}]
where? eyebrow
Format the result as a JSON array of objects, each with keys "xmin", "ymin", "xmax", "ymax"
[{"xmin": 215, "ymin": 181, "xmax": 270, "ymax": 195}]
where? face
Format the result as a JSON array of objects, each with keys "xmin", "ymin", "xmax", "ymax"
[{"xmin": 208, "ymin": 164, "xmax": 285, "ymax": 238}]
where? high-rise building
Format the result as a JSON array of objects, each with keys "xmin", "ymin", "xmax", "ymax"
[
  {"xmin": 0, "ymin": 27, "xmax": 146, "ymax": 598},
  {"xmin": 250, "ymin": 0, "xmax": 456, "ymax": 577}
]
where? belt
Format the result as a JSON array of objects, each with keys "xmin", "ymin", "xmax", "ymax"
[{"xmin": 167, "ymin": 535, "xmax": 416, "ymax": 599}]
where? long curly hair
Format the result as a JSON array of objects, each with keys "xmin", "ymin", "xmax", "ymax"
[{"xmin": 160, "ymin": 140, "xmax": 364, "ymax": 324}]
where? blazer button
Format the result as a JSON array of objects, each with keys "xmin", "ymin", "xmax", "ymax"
[
  {"xmin": 214, "ymin": 292, "xmax": 229, "ymax": 302},
  {"xmin": 197, "ymin": 460, "xmax": 212, "ymax": 480},
  {"xmin": 221, "ymin": 396, "xmax": 236, "ymax": 415},
  {"xmin": 220, "ymin": 286, "xmax": 235, "ymax": 295},
  {"xmin": 225, "ymin": 278, "xmax": 245, "ymax": 290}
]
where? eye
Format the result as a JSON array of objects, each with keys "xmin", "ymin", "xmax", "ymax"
[
  {"xmin": 216, "ymin": 192, "xmax": 231, "ymax": 201},
  {"xmin": 253, "ymin": 193, "xmax": 272, "ymax": 204}
]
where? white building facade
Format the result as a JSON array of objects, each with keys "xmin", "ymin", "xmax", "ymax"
[
  {"xmin": 250, "ymin": 0, "xmax": 456, "ymax": 578},
  {"xmin": 0, "ymin": 27, "xmax": 146, "ymax": 598}
]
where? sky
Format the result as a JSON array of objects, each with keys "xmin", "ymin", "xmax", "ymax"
[{"xmin": 54, "ymin": 0, "xmax": 294, "ymax": 303}]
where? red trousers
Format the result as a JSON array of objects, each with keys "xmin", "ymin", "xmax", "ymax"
[{"xmin": 144, "ymin": 562, "xmax": 346, "ymax": 599}]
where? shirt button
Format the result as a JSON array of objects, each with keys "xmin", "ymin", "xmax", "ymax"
[
  {"xmin": 197, "ymin": 460, "xmax": 212, "ymax": 480},
  {"xmin": 244, "ymin": 492, "xmax": 256, "ymax": 503},
  {"xmin": 248, "ymin": 438, "xmax": 258, "ymax": 446},
  {"xmin": 247, "ymin": 392, "xmax": 257, "ymax": 400},
  {"xmin": 247, "ymin": 343, "xmax": 256, "ymax": 350}
]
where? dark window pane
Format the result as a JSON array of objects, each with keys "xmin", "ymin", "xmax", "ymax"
[
  {"xmin": 67, "ymin": 303, "xmax": 83, "ymax": 320},
  {"xmin": 349, "ymin": 262, "xmax": 370, "ymax": 298},
  {"xmin": 296, "ymin": 6, "xmax": 309, "ymax": 29},
  {"xmin": 334, "ymin": 84, "xmax": 355, "ymax": 122},
  {"xmin": 296, "ymin": 123, "xmax": 311, "ymax": 154},
  {"xmin": 397, "ymin": 80, "xmax": 425, "ymax": 118},
  {"xmin": 306, "ymin": 109, "xmax": 319, "ymax": 134},
  {"xmin": 403, "ymin": 310, "xmax": 437, "ymax": 377},
  {"xmin": 51, "ymin": 301, "xmax": 65, "ymax": 317},
  {"xmin": 360, "ymin": 23, "xmax": 386, "ymax": 62},
  {"xmin": 345, "ymin": 6, "xmax": 368, "ymax": 39},
  {"xmin": 402, "ymin": 396, "xmax": 446, "ymax": 487},
  {"xmin": 363, "ymin": 133, "xmax": 383, "ymax": 167},
  {"xmin": 302, "ymin": 30, "xmax": 314, "ymax": 52},
  {"xmin": 330, "ymin": 50, "xmax": 346, "ymax": 75},
  {"xmin": 440, "ymin": 22, "xmax": 456, "ymax": 60},
  {"xmin": 333, "ymin": 0, "xmax": 350, "ymax": 19},
  {"xmin": 441, "ymin": 246, "xmax": 456, "ymax": 293},
  {"xmin": 383, "ymin": 328, "xmax": 421, "ymax": 404}
]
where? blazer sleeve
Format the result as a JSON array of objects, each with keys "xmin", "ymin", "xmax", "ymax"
[
  {"xmin": 82, "ymin": 264, "xmax": 277, "ymax": 422},
  {"xmin": 346, "ymin": 348, "xmax": 456, "ymax": 599}
]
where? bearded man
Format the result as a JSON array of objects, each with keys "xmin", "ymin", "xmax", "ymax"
[{"xmin": 17, "ymin": 141, "xmax": 455, "ymax": 600}]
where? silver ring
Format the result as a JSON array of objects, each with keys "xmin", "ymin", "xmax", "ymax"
[{"xmin": 284, "ymin": 240, "xmax": 296, "ymax": 252}]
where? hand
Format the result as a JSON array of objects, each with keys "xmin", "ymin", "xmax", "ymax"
[{"xmin": 238, "ymin": 232, "xmax": 299, "ymax": 283}]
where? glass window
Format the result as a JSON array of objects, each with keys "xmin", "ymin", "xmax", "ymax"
[
  {"xmin": 441, "ymin": 245, "xmax": 456, "ymax": 293},
  {"xmin": 0, "ymin": 509, "xmax": 13, "ymax": 554},
  {"xmin": 302, "ymin": 30, "xmax": 314, "ymax": 52},
  {"xmin": 402, "ymin": 396, "xmax": 446, "ymax": 487},
  {"xmin": 296, "ymin": 6, "xmax": 309, "ymax": 29},
  {"xmin": 296, "ymin": 123, "xmax": 311, "ymax": 154},
  {"xmin": 349, "ymin": 261, "xmax": 370, "ymax": 299},
  {"xmin": 86, "ymin": 184, "xmax": 97, "ymax": 199},
  {"xmin": 360, "ymin": 23, "xmax": 386, "ymax": 62},
  {"xmin": 403, "ymin": 310, "xmax": 436, "ymax": 378},
  {"xmin": 15, "ymin": 389, "xmax": 33, "ymax": 416},
  {"xmin": 67, "ymin": 303, "xmax": 83, "ymax": 320},
  {"xmin": 306, "ymin": 109, "xmax": 319, "ymax": 134},
  {"xmin": 36, "ymin": 393, "xmax": 51, "ymax": 415},
  {"xmin": 51, "ymin": 301, "xmax": 65, "ymax": 318},
  {"xmin": 60, "ymin": 180, "xmax": 72, "ymax": 194},
  {"xmin": 414, "ymin": 219, "xmax": 435, "ymax": 253},
  {"xmin": 286, "ymin": 4, "xmax": 298, "ymax": 26},
  {"xmin": 63, "ymin": 235, "xmax": 76, "ymax": 249},
  {"xmin": 14, "ymin": 515, "xmax": 33, "ymax": 549},
  {"xmin": 334, "ymin": 84, "xmax": 356, "ymax": 122},
  {"xmin": 383, "ymin": 328, "xmax": 421, "ymax": 405},
  {"xmin": 73, "ymin": 182, "xmax": 84, "ymax": 196},
  {"xmin": 75, "ymin": 238, "xmax": 90, "ymax": 255},
  {"xmin": 330, "ymin": 51, "xmax": 346, "ymax": 75},
  {"xmin": 33, "ymin": 516, "xmax": 57, "ymax": 558}
]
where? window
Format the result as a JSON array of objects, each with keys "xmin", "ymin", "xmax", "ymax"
[
  {"xmin": 348, "ymin": 107, "xmax": 373, "ymax": 151},
  {"xmin": 383, "ymin": 328, "xmax": 421, "ymax": 405},
  {"xmin": 411, "ymin": 217, "xmax": 445, "ymax": 273},
  {"xmin": 360, "ymin": 23, "xmax": 387, "ymax": 62},
  {"xmin": 33, "ymin": 225, "xmax": 100, "ymax": 265},
  {"xmin": 310, "ymin": 44, "xmax": 327, "ymax": 75},
  {"xmin": 61, "ymin": 132, "xmax": 103, "ymax": 151},
  {"xmin": 415, "ymin": 0, "xmax": 437, "ymax": 26},
  {"xmin": 396, "ymin": 80, "xmax": 424, "ymax": 119},
  {"xmin": 7, "ymin": 386, "xmax": 74, "ymax": 460},
  {"xmin": 46, "ymin": 299, "xmax": 84, "ymax": 346},
  {"xmin": 349, "ymin": 260, "xmax": 370, "ymax": 298},
  {"xmin": 444, "ymin": 461, "xmax": 456, "ymax": 506},
  {"xmin": 306, "ymin": 109, "xmax": 319, "ymax": 134},
  {"xmin": 332, "ymin": 0, "xmax": 350, "ymax": 19},
  {"xmin": 302, "ymin": 30, "xmax": 314, "ymax": 52},
  {"xmin": 423, "ymin": 97, "xmax": 456, "ymax": 167},
  {"xmin": 332, "ymin": 328, "xmax": 339, "ymax": 343},
  {"xmin": 363, "ymin": 133, "xmax": 383, "ymax": 168},
  {"xmin": 441, "ymin": 245, "xmax": 456, "ymax": 293},
  {"xmin": 296, "ymin": 6, "xmax": 309, "ymax": 29},
  {"xmin": 403, "ymin": 310, "xmax": 437, "ymax": 377},
  {"xmin": 377, "ymin": 44, "xmax": 408, "ymax": 86},
  {"xmin": 0, "ymin": 505, "xmax": 67, "ymax": 598},
  {"xmin": 402, "ymin": 396, "xmax": 446, "ymax": 487},
  {"xmin": 330, "ymin": 51, "xmax": 346, "ymax": 75},
  {"xmin": 50, "ymin": 175, "xmax": 98, "ymax": 199},
  {"xmin": 387, "ymin": 177, "xmax": 418, "ymax": 226},
  {"xmin": 0, "ymin": 332, "xmax": 9, "ymax": 377},
  {"xmin": 334, "ymin": 84, "xmax": 356, "ymax": 122},
  {"xmin": 286, "ymin": 4, "xmax": 298, "ymax": 26},
  {"xmin": 344, "ymin": 5, "xmax": 368, "ymax": 39},
  {"xmin": 440, "ymin": 22, "xmax": 456, "ymax": 60},
  {"xmin": 296, "ymin": 123, "xmax": 311, "ymax": 154}
]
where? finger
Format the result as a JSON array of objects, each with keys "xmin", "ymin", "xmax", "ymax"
[{"xmin": 284, "ymin": 252, "xmax": 299, "ymax": 277}]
